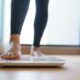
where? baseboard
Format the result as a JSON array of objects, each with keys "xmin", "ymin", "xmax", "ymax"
[{"xmin": 21, "ymin": 45, "xmax": 80, "ymax": 55}]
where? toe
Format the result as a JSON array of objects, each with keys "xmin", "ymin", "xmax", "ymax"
[
  {"xmin": 5, "ymin": 54, "xmax": 9, "ymax": 59},
  {"xmin": 1, "ymin": 54, "xmax": 8, "ymax": 59},
  {"xmin": 9, "ymin": 54, "xmax": 15, "ymax": 59}
]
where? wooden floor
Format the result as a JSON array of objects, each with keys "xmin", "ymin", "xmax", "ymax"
[{"xmin": 0, "ymin": 55, "xmax": 80, "ymax": 80}]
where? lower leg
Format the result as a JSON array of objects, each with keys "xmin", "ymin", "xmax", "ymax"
[{"xmin": 31, "ymin": 0, "xmax": 49, "ymax": 56}]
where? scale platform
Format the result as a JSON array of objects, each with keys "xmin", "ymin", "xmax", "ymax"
[{"xmin": 0, "ymin": 55, "xmax": 65, "ymax": 67}]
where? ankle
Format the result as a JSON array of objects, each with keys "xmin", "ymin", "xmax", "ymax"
[
  {"xmin": 32, "ymin": 46, "xmax": 40, "ymax": 51},
  {"xmin": 10, "ymin": 34, "xmax": 20, "ymax": 44}
]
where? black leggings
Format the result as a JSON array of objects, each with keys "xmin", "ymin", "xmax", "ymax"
[{"xmin": 11, "ymin": 0, "xmax": 49, "ymax": 47}]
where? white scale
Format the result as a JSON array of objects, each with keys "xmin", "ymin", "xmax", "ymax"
[{"xmin": 0, "ymin": 55, "xmax": 65, "ymax": 67}]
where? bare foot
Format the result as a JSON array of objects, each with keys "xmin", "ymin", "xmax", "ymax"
[
  {"xmin": 30, "ymin": 46, "xmax": 44, "ymax": 57},
  {"xmin": 1, "ymin": 42, "xmax": 21, "ymax": 60},
  {"xmin": 1, "ymin": 34, "xmax": 21, "ymax": 60}
]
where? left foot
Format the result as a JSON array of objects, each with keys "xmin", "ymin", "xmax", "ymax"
[{"xmin": 30, "ymin": 46, "xmax": 44, "ymax": 57}]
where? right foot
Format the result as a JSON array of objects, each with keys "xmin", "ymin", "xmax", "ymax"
[{"xmin": 1, "ymin": 34, "xmax": 21, "ymax": 60}]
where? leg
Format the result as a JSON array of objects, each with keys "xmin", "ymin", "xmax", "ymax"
[
  {"xmin": 31, "ymin": 0, "xmax": 49, "ymax": 56},
  {"xmin": 11, "ymin": 0, "xmax": 30, "ymax": 34},
  {"xmin": 1, "ymin": 0, "xmax": 30, "ymax": 60}
]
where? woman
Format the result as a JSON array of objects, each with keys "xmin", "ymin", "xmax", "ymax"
[{"xmin": 1, "ymin": 0, "xmax": 49, "ymax": 60}]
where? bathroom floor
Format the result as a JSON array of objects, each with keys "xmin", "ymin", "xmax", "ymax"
[{"xmin": 0, "ymin": 55, "xmax": 80, "ymax": 80}]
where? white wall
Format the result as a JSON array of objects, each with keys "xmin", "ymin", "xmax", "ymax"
[
  {"xmin": 47, "ymin": 0, "xmax": 79, "ymax": 45},
  {"xmin": 3, "ymin": 0, "xmax": 11, "ymax": 43},
  {"xmin": 0, "ymin": 0, "xmax": 2, "ymax": 41},
  {"xmin": 0, "ymin": 0, "xmax": 3, "ymax": 41},
  {"xmin": 20, "ymin": 0, "xmax": 48, "ymax": 45},
  {"xmin": 3, "ymin": 0, "xmax": 80, "ymax": 45}
]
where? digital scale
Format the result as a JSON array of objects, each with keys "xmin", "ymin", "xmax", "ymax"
[{"xmin": 0, "ymin": 55, "xmax": 65, "ymax": 67}]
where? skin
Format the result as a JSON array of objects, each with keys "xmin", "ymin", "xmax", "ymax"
[{"xmin": 1, "ymin": 34, "xmax": 42, "ymax": 60}]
